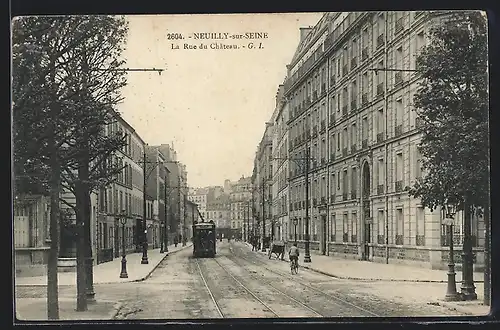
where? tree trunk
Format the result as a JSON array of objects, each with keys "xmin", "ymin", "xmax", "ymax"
[
  {"xmin": 84, "ymin": 187, "xmax": 96, "ymax": 303},
  {"xmin": 483, "ymin": 204, "xmax": 490, "ymax": 306},
  {"xmin": 47, "ymin": 142, "xmax": 60, "ymax": 320},
  {"xmin": 75, "ymin": 181, "xmax": 88, "ymax": 311}
]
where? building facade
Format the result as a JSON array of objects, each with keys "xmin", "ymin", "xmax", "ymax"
[
  {"xmin": 257, "ymin": 11, "xmax": 485, "ymax": 270},
  {"xmin": 188, "ymin": 187, "xmax": 208, "ymax": 220},
  {"xmin": 228, "ymin": 176, "xmax": 253, "ymax": 239},
  {"xmin": 206, "ymin": 193, "xmax": 231, "ymax": 238},
  {"xmin": 253, "ymin": 122, "xmax": 274, "ymax": 249},
  {"xmin": 271, "ymin": 85, "xmax": 290, "ymax": 242}
]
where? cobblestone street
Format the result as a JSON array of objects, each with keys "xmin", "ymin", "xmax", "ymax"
[{"xmin": 16, "ymin": 241, "xmax": 480, "ymax": 320}]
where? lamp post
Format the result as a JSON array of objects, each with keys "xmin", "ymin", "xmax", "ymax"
[
  {"xmin": 293, "ymin": 218, "xmax": 298, "ymax": 245},
  {"xmin": 443, "ymin": 202, "xmax": 461, "ymax": 301},
  {"xmin": 119, "ymin": 210, "xmax": 128, "ymax": 278},
  {"xmin": 160, "ymin": 222, "xmax": 165, "ymax": 253}
]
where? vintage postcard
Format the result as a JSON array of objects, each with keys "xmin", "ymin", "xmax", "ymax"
[{"xmin": 12, "ymin": 11, "xmax": 491, "ymax": 322}]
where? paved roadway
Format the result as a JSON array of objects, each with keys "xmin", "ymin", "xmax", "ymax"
[{"xmin": 16, "ymin": 241, "xmax": 462, "ymax": 319}]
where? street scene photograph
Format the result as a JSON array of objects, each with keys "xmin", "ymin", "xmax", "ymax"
[{"xmin": 12, "ymin": 11, "xmax": 491, "ymax": 321}]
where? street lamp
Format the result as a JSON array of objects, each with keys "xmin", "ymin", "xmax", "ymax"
[
  {"xmin": 293, "ymin": 218, "xmax": 298, "ymax": 245},
  {"xmin": 119, "ymin": 210, "xmax": 128, "ymax": 279},
  {"xmin": 443, "ymin": 201, "xmax": 461, "ymax": 301},
  {"xmin": 160, "ymin": 221, "xmax": 165, "ymax": 253}
]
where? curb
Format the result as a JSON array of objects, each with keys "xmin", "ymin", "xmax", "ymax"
[
  {"xmin": 15, "ymin": 244, "xmax": 193, "ymax": 287},
  {"xmin": 109, "ymin": 301, "xmax": 124, "ymax": 319},
  {"xmin": 244, "ymin": 243, "xmax": 484, "ymax": 284},
  {"xmin": 136, "ymin": 243, "xmax": 193, "ymax": 283},
  {"xmin": 426, "ymin": 300, "xmax": 489, "ymax": 316}
]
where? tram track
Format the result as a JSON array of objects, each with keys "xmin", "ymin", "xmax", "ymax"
[
  {"xmin": 194, "ymin": 257, "xmax": 280, "ymax": 318},
  {"xmin": 228, "ymin": 243, "xmax": 381, "ymax": 317}
]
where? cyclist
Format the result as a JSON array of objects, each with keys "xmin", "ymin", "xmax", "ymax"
[{"xmin": 289, "ymin": 243, "xmax": 299, "ymax": 269}]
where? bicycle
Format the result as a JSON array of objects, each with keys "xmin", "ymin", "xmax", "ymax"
[{"xmin": 290, "ymin": 257, "xmax": 299, "ymax": 274}]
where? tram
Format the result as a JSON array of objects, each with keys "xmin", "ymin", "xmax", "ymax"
[{"xmin": 192, "ymin": 220, "xmax": 216, "ymax": 258}]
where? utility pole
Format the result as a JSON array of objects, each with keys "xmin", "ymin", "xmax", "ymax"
[
  {"xmin": 261, "ymin": 175, "xmax": 266, "ymax": 252},
  {"xmin": 46, "ymin": 54, "xmax": 60, "ymax": 320},
  {"xmin": 304, "ymin": 147, "xmax": 311, "ymax": 263},
  {"xmin": 142, "ymin": 149, "xmax": 149, "ymax": 264},
  {"xmin": 163, "ymin": 174, "xmax": 169, "ymax": 253}
]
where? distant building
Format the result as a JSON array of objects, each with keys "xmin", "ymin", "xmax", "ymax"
[{"xmin": 227, "ymin": 176, "xmax": 253, "ymax": 239}]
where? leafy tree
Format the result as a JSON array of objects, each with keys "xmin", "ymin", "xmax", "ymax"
[
  {"xmin": 409, "ymin": 10, "xmax": 489, "ymax": 302},
  {"xmin": 409, "ymin": 11, "xmax": 488, "ymax": 211},
  {"xmin": 12, "ymin": 15, "xmax": 129, "ymax": 313}
]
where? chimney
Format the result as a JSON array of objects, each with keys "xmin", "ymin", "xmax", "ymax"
[{"xmin": 299, "ymin": 26, "xmax": 313, "ymax": 42}]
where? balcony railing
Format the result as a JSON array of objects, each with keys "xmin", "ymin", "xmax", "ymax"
[
  {"xmin": 377, "ymin": 132, "xmax": 384, "ymax": 143},
  {"xmin": 351, "ymin": 99, "xmax": 357, "ymax": 112},
  {"xmin": 351, "ymin": 234, "xmax": 357, "ymax": 243},
  {"xmin": 395, "ymin": 124, "xmax": 403, "ymax": 137},
  {"xmin": 362, "ymin": 47, "xmax": 368, "ymax": 61},
  {"xmin": 395, "ymin": 180, "xmax": 403, "ymax": 192},
  {"xmin": 351, "ymin": 57, "xmax": 357, "ymax": 69},
  {"xmin": 362, "ymin": 139, "xmax": 368, "ymax": 149},
  {"xmin": 377, "ymin": 184, "xmax": 384, "ymax": 195},
  {"xmin": 376, "ymin": 83, "xmax": 384, "ymax": 96},
  {"xmin": 377, "ymin": 34, "xmax": 384, "ymax": 48},
  {"xmin": 395, "ymin": 234, "xmax": 404, "ymax": 245},
  {"xmin": 342, "ymin": 193, "xmax": 348, "ymax": 201},
  {"xmin": 362, "ymin": 93, "xmax": 368, "ymax": 105},
  {"xmin": 416, "ymin": 235, "xmax": 425, "ymax": 246}
]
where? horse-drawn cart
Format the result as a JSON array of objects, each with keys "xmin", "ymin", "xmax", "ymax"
[{"xmin": 268, "ymin": 241, "xmax": 285, "ymax": 260}]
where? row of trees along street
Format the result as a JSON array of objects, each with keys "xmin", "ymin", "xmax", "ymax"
[
  {"xmin": 409, "ymin": 11, "xmax": 490, "ymax": 305},
  {"xmin": 13, "ymin": 16, "xmax": 131, "ymax": 319}
]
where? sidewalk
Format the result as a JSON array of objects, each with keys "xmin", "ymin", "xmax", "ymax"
[
  {"xmin": 15, "ymin": 298, "xmax": 122, "ymax": 321},
  {"xmin": 258, "ymin": 245, "xmax": 483, "ymax": 283},
  {"xmin": 15, "ymin": 243, "xmax": 192, "ymax": 287},
  {"xmin": 245, "ymin": 243, "xmax": 490, "ymax": 316}
]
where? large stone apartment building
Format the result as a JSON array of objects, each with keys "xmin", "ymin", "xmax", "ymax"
[{"xmin": 254, "ymin": 11, "xmax": 486, "ymax": 270}]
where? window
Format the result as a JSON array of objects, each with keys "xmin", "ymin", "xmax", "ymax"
[
  {"xmin": 377, "ymin": 108, "xmax": 384, "ymax": 134},
  {"xmin": 395, "ymin": 98, "xmax": 403, "ymax": 126},
  {"xmin": 330, "ymin": 213, "xmax": 336, "ymax": 242},
  {"xmin": 395, "ymin": 46, "xmax": 403, "ymax": 69},
  {"xmin": 377, "ymin": 209, "xmax": 385, "ymax": 244},
  {"xmin": 395, "ymin": 208, "xmax": 403, "ymax": 245},
  {"xmin": 396, "ymin": 152, "xmax": 403, "ymax": 186},
  {"xmin": 351, "ymin": 123, "xmax": 357, "ymax": 147},
  {"xmin": 416, "ymin": 206, "xmax": 425, "ymax": 246},
  {"xmin": 343, "ymin": 169, "xmax": 348, "ymax": 197},
  {"xmin": 343, "ymin": 213, "xmax": 348, "ymax": 242},
  {"xmin": 343, "ymin": 127, "xmax": 348, "ymax": 150},
  {"xmin": 351, "ymin": 212, "xmax": 358, "ymax": 242},
  {"xmin": 351, "ymin": 167, "xmax": 357, "ymax": 198},
  {"xmin": 337, "ymin": 171, "xmax": 341, "ymax": 190},
  {"xmin": 362, "ymin": 72, "xmax": 369, "ymax": 95},
  {"xmin": 378, "ymin": 158, "xmax": 385, "ymax": 186},
  {"xmin": 330, "ymin": 173, "xmax": 336, "ymax": 197},
  {"xmin": 337, "ymin": 132, "xmax": 341, "ymax": 151},
  {"xmin": 415, "ymin": 147, "xmax": 423, "ymax": 180},
  {"xmin": 362, "ymin": 117, "xmax": 368, "ymax": 142}
]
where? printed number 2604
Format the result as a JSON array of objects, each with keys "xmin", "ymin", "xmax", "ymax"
[{"xmin": 167, "ymin": 33, "xmax": 184, "ymax": 40}]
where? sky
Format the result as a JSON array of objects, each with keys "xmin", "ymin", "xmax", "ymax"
[{"xmin": 119, "ymin": 13, "xmax": 324, "ymax": 188}]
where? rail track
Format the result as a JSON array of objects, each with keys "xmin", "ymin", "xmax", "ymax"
[
  {"xmin": 194, "ymin": 258, "xmax": 225, "ymax": 318},
  {"xmin": 228, "ymin": 243, "xmax": 381, "ymax": 317}
]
